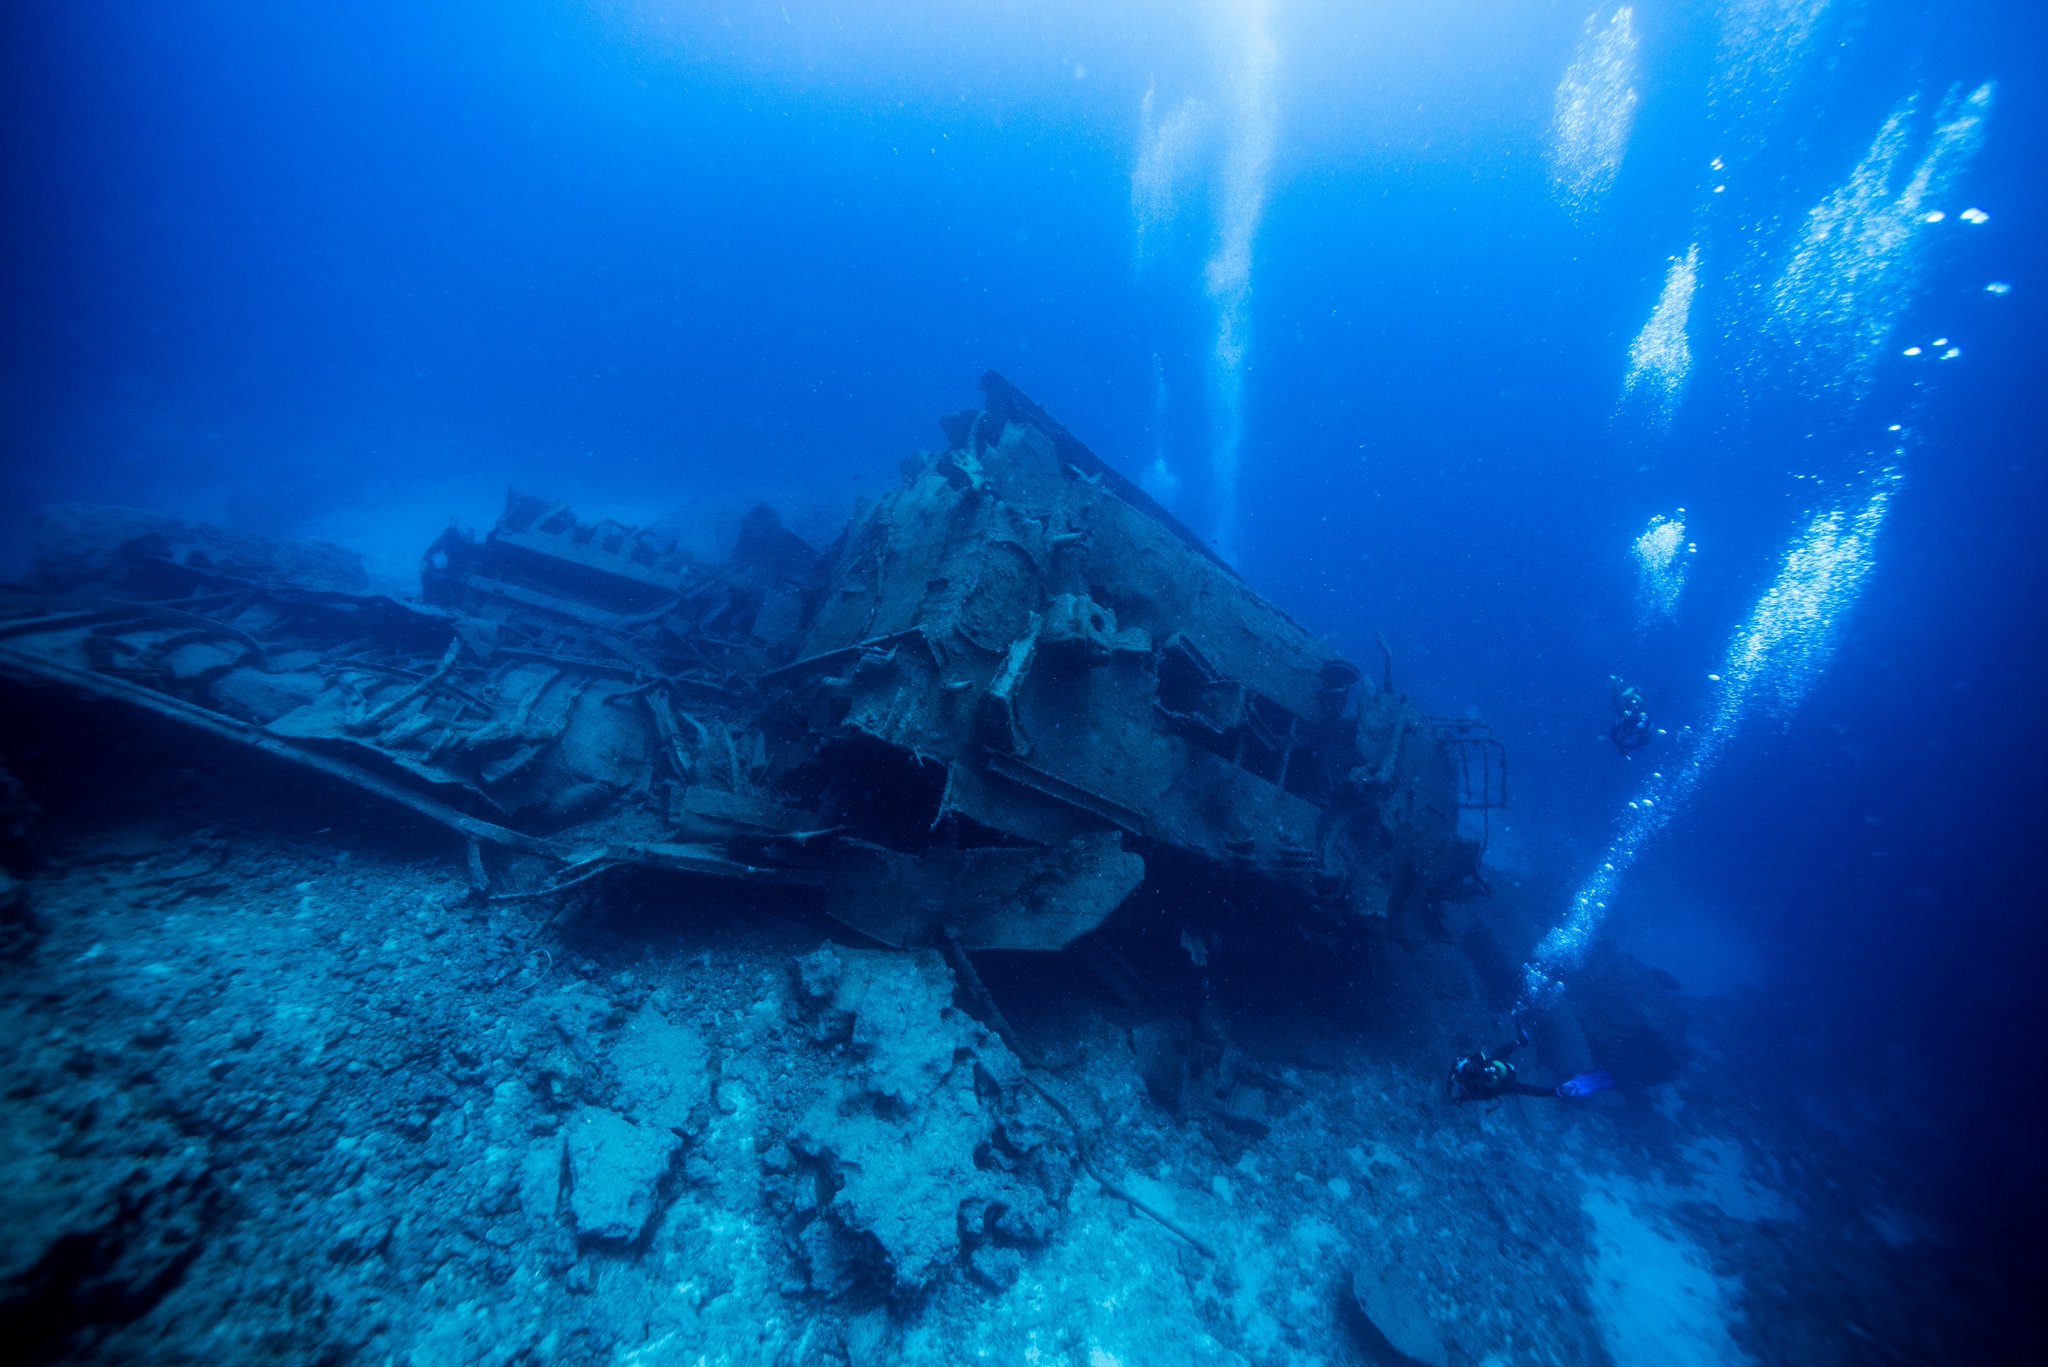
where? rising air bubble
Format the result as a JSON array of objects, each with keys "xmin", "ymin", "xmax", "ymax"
[
  {"xmin": 1516, "ymin": 475, "xmax": 1898, "ymax": 1023},
  {"xmin": 1621, "ymin": 247, "xmax": 1699, "ymax": 429},
  {"xmin": 1548, "ymin": 8, "xmax": 1640, "ymax": 211},
  {"xmin": 1126, "ymin": 0, "xmax": 1278, "ymax": 564},
  {"xmin": 1714, "ymin": 0, "xmax": 1835, "ymax": 117},
  {"xmin": 1764, "ymin": 81, "xmax": 1995, "ymax": 397},
  {"xmin": 1632, "ymin": 510, "xmax": 1690, "ymax": 628}
]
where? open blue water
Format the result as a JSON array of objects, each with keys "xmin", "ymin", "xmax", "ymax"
[{"xmin": 4, "ymin": 1, "xmax": 2043, "ymax": 1360}]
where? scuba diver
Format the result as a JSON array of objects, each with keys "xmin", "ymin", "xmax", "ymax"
[
  {"xmin": 1609, "ymin": 675, "xmax": 1653, "ymax": 756},
  {"xmin": 1448, "ymin": 1028, "xmax": 1612, "ymax": 1103}
]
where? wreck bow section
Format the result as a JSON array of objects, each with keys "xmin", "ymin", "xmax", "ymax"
[
  {"xmin": 763, "ymin": 372, "xmax": 1477, "ymax": 951},
  {"xmin": 0, "ymin": 374, "xmax": 1485, "ymax": 957}
]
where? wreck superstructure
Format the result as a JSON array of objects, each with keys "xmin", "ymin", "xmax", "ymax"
[
  {"xmin": 777, "ymin": 375, "xmax": 1481, "ymax": 949},
  {"xmin": 0, "ymin": 374, "xmax": 1493, "ymax": 958}
]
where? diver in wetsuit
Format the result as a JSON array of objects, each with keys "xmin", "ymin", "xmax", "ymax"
[
  {"xmin": 1448, "ymin": 1037, "xmax": 1556, "ymax": 1101},
  {"xmin": 1448, "ymin": 1032, "xmax": 1612, "ymax": 1103},
  {"xmin": 1609, "ymin": 675, "xmax": 1653, "ymax": 756}
]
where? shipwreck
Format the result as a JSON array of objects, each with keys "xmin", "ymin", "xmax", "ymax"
[{"xmin": 0, "ymin": 373, "xmax": 1502, "ymax": 964}]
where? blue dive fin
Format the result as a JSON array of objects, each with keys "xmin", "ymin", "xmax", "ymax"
[{"xmin": 1556, "ymin": 1070, "xmax": 1613, "ymax": 1098}]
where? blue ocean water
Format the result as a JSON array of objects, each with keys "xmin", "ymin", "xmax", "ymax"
[{"xmin": 4, "ymin": 0, "xmax": 2044, "ymax": 1359}]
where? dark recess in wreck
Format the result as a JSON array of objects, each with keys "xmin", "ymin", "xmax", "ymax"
[{"xmin": 0, "ymin": 373, "xmax": 1505, "ymax": 975}]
